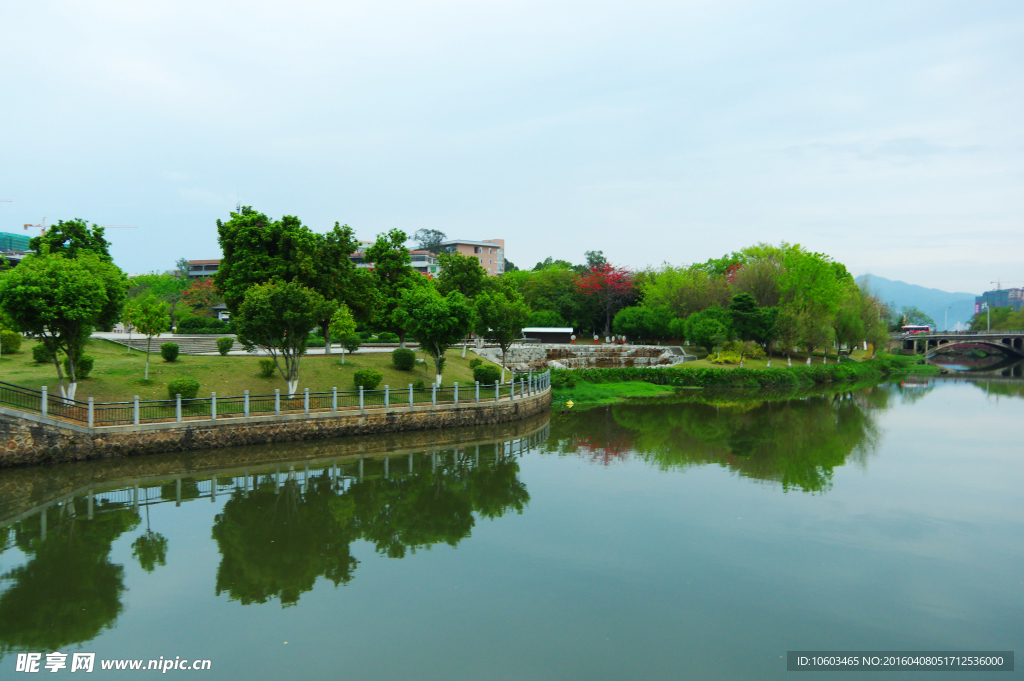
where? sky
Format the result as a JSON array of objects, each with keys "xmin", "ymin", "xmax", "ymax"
[{"xmin": 1, "ymin": 0, "xmax": 1021, "ymax": 294}]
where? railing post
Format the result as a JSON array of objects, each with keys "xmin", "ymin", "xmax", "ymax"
[
  {"xmin": 40, "ymin": 385, "xmax": 47, "ymax": 418},
  {"xmin": 275, "ymin": 389, "xmax": 280, "ymax": 415},
  {"xmin": 409, "ymin": 384, "xmax": 413, "ymax": 407},
  {"xmin": 87, "ymin": 397, "xmax": 94, "ymax": 428},
  {"xmin": 176, "ymin": 394, "xmax": 182, "ymax": 422},
  {"xmin": 431, "ymin": 383, "xmax": 436, "ymax": 405},
  {"xmin": 304, "ymin": 388, "xmax": 310, "ymax": 414},
  {"xmin": 385, "ymin": 385, "xmax": 389, "ymax": 409},
  {"xmin": 332, "ymin": 387, "xmax": 337, "ymax": 412},
  {"xmin": 359, "ymin": 386, "xmax": 364, "ymax": 410},
  {"xmin": 521, "ymin": 378, "xmax": 525, "ymax": 398},
  {"xmin": 133, "ymin": 395, "xmax": 140, "ymax": 425},
  {"xmin": 475, "ymin": 381, "xmax": 480, "ymax": 403},
  {"xmin": 244, "ymin": 390, "xmax": 250, "ymax": 418},
  {"xmin": 494, "ymin": 380, "xmax": 499, "ymax": 402},
  {"xmin": 454, "ymin": 383, "xmax": 458, "ymax": 405},
  {"xmin": 211, "ymin": 392, "xmax": 217, "ymax": 420}
]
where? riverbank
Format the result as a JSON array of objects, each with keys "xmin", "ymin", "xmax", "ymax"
[{"xmin": 551, "ymin": 354, "xmax": 934, "ymax": 405}]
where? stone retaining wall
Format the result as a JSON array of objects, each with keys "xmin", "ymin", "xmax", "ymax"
[{"xmin": 0, "ymin": 389, "xmax": 551, "ymax": 467}]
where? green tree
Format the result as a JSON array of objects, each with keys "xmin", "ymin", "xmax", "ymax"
[
  {"xmin": 128, "ymin": 262, "xmax": 191, "ymax": 329},
  {"xmin": 640, "ymin": 266, "xmax": 732, "ymax": 320},
  {"xmin": 436, "ymin": 251, "xmax": 488, "ymax": 298},
  {"xmin": 684, "ymin": 307, "xmax": 731, "ymax": 354},
  {"xmin": 780, "ymin": 250, "xmax": 847, "ymax": 364},
  {"xmin": 127, "ymin": 295, "xmax": 169, "ymax": 380},
  {"xmin": 0, "ymin": 253, "xmax": 127, "ymax": 400},
  {"xmin": 131, "ymin": 531, "xmax": 168, "ymax": 572},
  {"xmin": 728, "ymin": 292, "xmax": 763, "ymax": 366},
  {"xmin": 613, "ymin": 305, "xmax": 673, "ymax": 342},
  {"xmin": 412, "ymin": 228, "xmax": 447, "ymax": 254},
  {"xmin": 773, "ymin": 309, "xmax": 801, "ymax": 366},
  {"xmin": 365, "ymin": 229, "xmax": 420, "ymax": 347},
  {"xmin": 474, "ymin": 284, "xmax": 530, "ymax": 380},
  {"xmin": 898, "ymin": 305, "xmax": 936, "ymax": 328},
  {"xmin": 833, "ymin": 285, "xmax": 867, "ymax": 361},
  {"xmin": 394, "ymin": 287, "xmax": 474, "ymax": 385},
  {"xmin": 29, "ymin": 218, "xmax": 112, "ymax": 260},
  {"xmin": 233, "ymin": 281, "xmax": 334, "ymax": 396},
  {"xmin": 329, "ymin": 304, "xmax": 357, "ymax": 365}
]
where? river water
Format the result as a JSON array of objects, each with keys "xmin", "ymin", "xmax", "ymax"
[{"xmin": 1, "ymin": 378, "xmax": 1021, "ymax": 679}]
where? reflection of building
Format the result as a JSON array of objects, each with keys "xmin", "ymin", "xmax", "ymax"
[
  {"xmin": 975, "ymin": 288, "xmax": 1024, "ymax": 313},
  {"xmin": 188, "ymin": 259, "xmax": 220, "ymax": 278},
  {"xmin": 440, "ymin": 239, "xmax": 504, "ymax": 276}
]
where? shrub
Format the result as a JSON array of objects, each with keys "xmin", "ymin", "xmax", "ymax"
[
  {"xmin": 710, "ymin": 352, "xmax": 742, "ymax": 365},
  {"xmin": 358, "ymin": 331, "xmax": 373, "ymax": 340},
  {"xmin": 216, "ymin": 337, "xmax": 234, "ymax": 355},
  {"xmin": 177, "ymin": 316, "xmax": 209, "ymax": 332},
  {"xmin": 469, "ymin": 358, "xmax": 483, "ymax": 368},
  {"xmin": 353, "ymin": 369, "xmax": 383, "ymax": 390},
  {"xmin": 413, "ymin": 379, "xmax": 426, "ymax": 390},
  {"xmin": 341, "ymin": 334, "xmax": 361, "ymax": 355},
  {"xmin": 160, "ymin": 343, "xmax": 180, "ymax": 362},
  {"xmin": 32, "ymin": 343, "xmax": 55, "ymax": 364},
  {"xmin": 377, "ymin": 332, "xmax": 399, "ymax": 343},
  {"xmin": 1, "ymin": 330, "xmax": 22, "ymax": 353},
  {"xmin": 167, "ymin": 377, "xmax": 200, "ymax": 400},
  {"xmin": 473, "ymin": 364, "xmax": 502, "ymax": 385},
  {"xmin": 392, "ymin": 348, "xmax": 416, "ymax": 371},
  {"xmin": 258, "ymin": 358, "xmax": 276, "ymax": 378},
  {"xmin": 63, "ymin": 355, "xmax": 94, "ymax": 379}
]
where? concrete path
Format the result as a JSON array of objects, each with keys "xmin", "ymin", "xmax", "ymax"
[{"xmin": 90, "ymin": 331, "xmax": 419, "ymax": 356}]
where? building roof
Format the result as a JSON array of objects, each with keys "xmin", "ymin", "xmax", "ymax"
[
  {"xmin": 188, "ymin": 259, "xmax": 221, "ymax": 265},
  {"xmin": 440, "ymin": 239, "xmax": 503, "ymax": 248},
  {"xmin": 523, "ymin": 327, "xmax": 574, "ymax": 333}
]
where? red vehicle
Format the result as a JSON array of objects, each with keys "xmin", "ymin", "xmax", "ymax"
[{"xmin": 901, "ymin": 325, "xmax": 931, "ymax": 335}]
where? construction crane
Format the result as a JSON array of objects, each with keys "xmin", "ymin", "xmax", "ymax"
[
  {"xmin": 990, "ymin": 280, "xmax": 1023, "ymax": 290},
  {"xmin": 24, "ymin": 219, "xmax": 137, "ymax": 236}
]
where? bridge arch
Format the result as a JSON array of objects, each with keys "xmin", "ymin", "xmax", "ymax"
[{"xmin": 925, "ymin": 340, "xmax": 1024, "ymax": 359}]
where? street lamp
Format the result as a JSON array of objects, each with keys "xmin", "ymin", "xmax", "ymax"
[{"xmin": 981, "ymin": 303, "xmax": 990, "ymax": 332}]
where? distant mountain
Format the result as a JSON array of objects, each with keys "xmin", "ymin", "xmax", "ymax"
[{"xmin": 856, "ymin": 274, "xmax": 977, "ymax": 330}]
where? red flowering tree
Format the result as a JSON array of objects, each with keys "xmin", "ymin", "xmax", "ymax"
[
  {"xmin": 182, "ymin": 277, "xmax": 221, "ymax": 317},
  {"xmin": 577, "ymin": 263, "xmax": 634, "ymax": 336}
]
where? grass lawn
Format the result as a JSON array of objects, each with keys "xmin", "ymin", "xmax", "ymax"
[
  {"xmin": 552, "ymin": 380, "xmax": 679, "ymax": 405},
  {"xmin": 0, "ymin": 339, "xmax": 493, "ymax": 402}
]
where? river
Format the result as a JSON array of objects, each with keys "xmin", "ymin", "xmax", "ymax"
[{"xmin": 0, "ymin": 378, "xmax": 1021, "ymax": 679}]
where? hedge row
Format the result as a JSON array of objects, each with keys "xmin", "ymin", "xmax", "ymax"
[{"xmin": 551, "ymin": 356, "xmax": 908, "ymax": 390}]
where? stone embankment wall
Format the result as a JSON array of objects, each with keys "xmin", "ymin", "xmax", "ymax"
[
  {"xmin": 478, "ymin": 344, "xmax": 685, "ymax": 372},
  {"xmin": 0, "ymin": 390, "xmax": 551, "ymax": 467}
]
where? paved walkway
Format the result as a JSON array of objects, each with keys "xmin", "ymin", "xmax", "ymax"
[{"xmin": 90, "ymin": 332, "xmax": 426, "ymax": 356}]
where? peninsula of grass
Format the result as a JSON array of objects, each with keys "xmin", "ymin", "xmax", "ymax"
[
  {"xmin": 0, "ymin": 339, "xmax": 489, "ymax": 403},
  {"xmin": 551, "ymin": 353, "xmax": 924, "ymax": 404}
]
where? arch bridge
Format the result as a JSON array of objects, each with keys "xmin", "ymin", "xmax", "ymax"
[{"xmin": 890, "ymin": 331, "xmax": 1024, "ymax": 358}]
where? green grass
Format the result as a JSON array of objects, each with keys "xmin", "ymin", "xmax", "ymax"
[
  {"xmin": 0, "ymin": 339, "xmax": 492, "ymax": 402},
  {"xmin": 553, "ymin": 380, "xmax": 679, "ymax": 406}
]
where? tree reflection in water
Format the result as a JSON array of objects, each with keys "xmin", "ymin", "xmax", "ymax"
[
  {"xmin": 211, "ymin": 452, "xmax": 529, "ymax": 607},
  {"xmin": 547, "ymin": 386, "xmax": 894, "ymax": 493},
  {"xmin": 0, "ymin": 500, "xmax": 140, "ymax": 654}
]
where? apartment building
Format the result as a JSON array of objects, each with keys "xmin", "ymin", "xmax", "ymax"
[
  {"xmin": 349, "ymin": 249, "xmax": 439, "ymax": 275},
  {"xmin": 440, "ymin": 239, "xmax": 505, "ymax": 276},
  {"xmin": 188, "ymin": 259, "xmax": 220, "ymax": 278}
]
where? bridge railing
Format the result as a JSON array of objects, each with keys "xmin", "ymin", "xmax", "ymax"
[{"xmin": 0, "ymin": 371, "xmax": 552, "ymax": 429}]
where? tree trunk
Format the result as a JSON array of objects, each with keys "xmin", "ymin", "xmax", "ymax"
[
  {"xmin": 398, "ymin": 331, "xmax": 406, "ymax": 349},
  {"xmin": 145, "ymin": 336, "xmax": 152, "ymax": 380},
  {"xmin": 787, "ymin": 353, "xmax": 792, "ymax": 367},
  {"xmin": 322, "ymin": 322, "xmax": 332, "ymax": 354}
]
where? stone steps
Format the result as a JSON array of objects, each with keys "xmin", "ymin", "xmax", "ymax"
[{"xmin": 104, "ymin": 335, "xmax": 234, "ymax": 355}]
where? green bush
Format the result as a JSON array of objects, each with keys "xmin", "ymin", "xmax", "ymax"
[
  {"xmin": 722, "ymin": 340, "xmax": 765, "ymax": 359},
  {"xmin": 413, "ymin": 379, "xmax": 426, "ymax": 390},
  {"xmin": 358, "ymin": 331, "xmax": 373, "ymax": 340},
  {"xmin": 341, "ymin": 334, "xmax": 361, "ymax": 355},
  {"xmin": 167, "ymin": 377, "xmax": 200, "ymax": 400},
  {"xmin": 258, "ymin": 358, "xmax": 276, "ymax": 378},
  {"xmin": 469, "ymin": 358, "xmax": 483, "ymax": 368},
  {"xmin": 160, "ymin": 343, "xmax": 180, "ymax": 362},
  {"xmin": 710, "ymin": 352, "xmax": 742, "ymax": 365},
  {"xmin": 1, "ymin": 330, "xmax": 22, "ymax": 353},
  {"xmin": 63, "ymin": 355, "xmax": 94, "ymax": 379},
  {"xmin": 32, "ymin": 343, "xmax": 54, "ymax": 364},
  {"xmin": 216, "ymin": 337, "xmax": 234, "ymax": 355},
  {"xmin": 473, "ymin": 364, "xmax": 502, "ymax": 385},
  {"xmin": 392, "ymin": 348, "xmax": 416, "ymax": 371},
  {"xmin": 377, "ymin": 332, "xmax": 399, "ymax": 343},
  {"xmin": 353, "ymin": 369, "xmax": 383, "ymax": 390}
]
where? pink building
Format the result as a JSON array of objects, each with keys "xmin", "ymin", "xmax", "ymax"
[{"xmin": 440, "ymin": 239, "xmax": 505, "ymax": 276}]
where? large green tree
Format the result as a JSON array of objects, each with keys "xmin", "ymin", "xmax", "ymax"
[
  {"xmin": 683, "ymin": 306, "xmax": 732, "ymax": 354},
  {"xmin": 0, "ymin": 253, "xmax": 126, "ymax": 399},
  {"xmin": 394, "ymin": 287, "xmax": 474, "ymax": 385},
  {"xmin": 474, "ymin": 283, "xmax": 530, "ymax": 379},
  {"xmin": 29, "ymin": 219, "xmax": 112, "ymax": 260},
  {"xmin": 436, "ymin": 251, "xmax": 488, "ymax": 298},
  {"xmin": 233, "ymin": 281, "xmax": 334, "ymax": 396},
  {"xmin": 364, "ymin": 229, "xmax": 420, "ymax": 347}
]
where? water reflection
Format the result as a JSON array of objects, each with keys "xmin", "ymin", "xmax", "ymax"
[
  {"xmin": 547, "ymin": 386, "xmax": 894, "ymax": 493},
  {"xmin": 0, "ymin": 436, "xmax": 538, "ymax": 653},
  {"xmin": 0, "ymin": 499, "xmax": 140, "ymax": 654}
]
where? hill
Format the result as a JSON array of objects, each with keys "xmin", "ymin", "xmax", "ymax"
[{"xmin": 856, "ymin": 274, "xmax": 977, "ymax": 330}]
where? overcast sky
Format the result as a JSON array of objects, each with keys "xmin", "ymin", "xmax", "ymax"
[{"xmin": 1, "ymin": 0, "xmax": 1021, "ymax": 294}]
